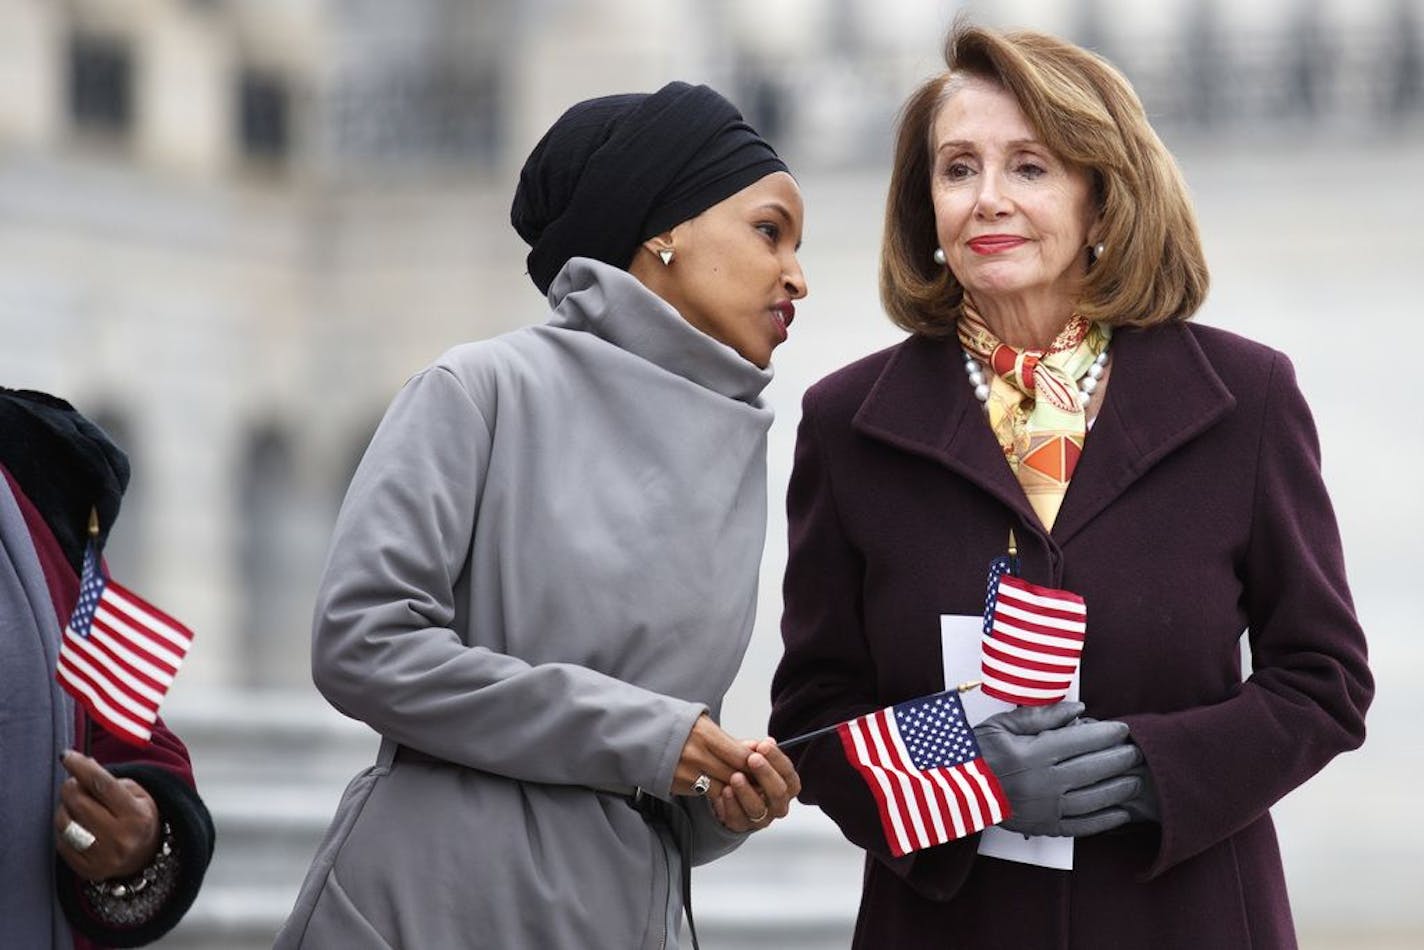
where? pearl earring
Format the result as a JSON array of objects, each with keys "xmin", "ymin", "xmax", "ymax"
[
  {"xmin": 933, "ymin": 247, "xmax": 947, "ymax": 266},
  {"xmin": 658, "ymin": 248, "xmax": 674, "ymax": 266}
]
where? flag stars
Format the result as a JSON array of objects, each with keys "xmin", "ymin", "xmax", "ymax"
[{"xmin": 896, "ymin": 693, "xmax": 980, "ymax": 769}]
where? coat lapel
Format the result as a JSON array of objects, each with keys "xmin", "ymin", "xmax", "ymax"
[
  {"xmin": 852, "ymin": 336, "xmax": 1040, "ymax": 527},
  {"xmin": 850, "ymin": 326, "xmax": 1237, "ymax": 547},
  {"xmin": 1051, "ymin": 323, "xmax": 1236, "ymax": 546}
]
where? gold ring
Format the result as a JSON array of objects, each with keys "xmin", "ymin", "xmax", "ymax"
[{"xmin": 747, "ymin": 806, "xmax": 770, "ymax": 824}]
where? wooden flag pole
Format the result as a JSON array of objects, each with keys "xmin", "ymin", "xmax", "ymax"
[{"xmin": 776, "ymin": 681, "xmax": 982, "ymax": 751}]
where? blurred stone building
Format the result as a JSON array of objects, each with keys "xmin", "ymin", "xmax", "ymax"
[
  {"xmin": 0, "ymin": 1, "xmax": 1420, "ymax": 945},
  {"xmin": 1, "ymin": 0, "xmax": 1418, "ymax": 689}
]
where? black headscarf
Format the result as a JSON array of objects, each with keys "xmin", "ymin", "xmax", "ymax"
[
  {"xmin": 0, "ymin": 388, "xmax": 128, "ymax": 574},
  {"xmin": 510, "ymin": 81, "xmax": 788, "ymax": 295}
]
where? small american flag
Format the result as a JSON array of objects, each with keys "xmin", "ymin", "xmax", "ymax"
[
  {"xmin": 837, "ymin": 690, "xmax": 1009, "ymax": 858},
  {"xmin": 980, "ymin": 559, "xmax": 1086, "ymax": 706},
  {"xmin": 55, "ymin": 540, "xmax": 193, "ymax": 746}
]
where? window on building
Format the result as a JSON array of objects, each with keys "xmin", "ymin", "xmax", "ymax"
[
  {"xmin": 238, "ymin": 69, "xmax": 291, "ymax": 161},
  {"xmin": 743, "ymin": 74, "xmax": 788, "ymax": 148},
  {"xmin": 84, "ymin": 405, "xmax": 145, "ymax": 579},
  {"xmin": 327, "ymin": 60, "xmax": 501, "ymax": 168},
  {"xmin": 68, "ymin": 33, "xmax": 133, "ymax": 134},
  {"xmin": 238, "ymin": 422, "xmax": 302, "ymax": 686},
  {"xmin": 1384, "ymin": 0, "xmax": 1422, "ymax": 116}
]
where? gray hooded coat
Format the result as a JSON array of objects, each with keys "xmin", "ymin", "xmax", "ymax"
[{"xmin": 275, "ymin": 258, "xmax": 774, "ymax": 949}]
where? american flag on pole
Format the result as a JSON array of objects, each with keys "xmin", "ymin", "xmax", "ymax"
[
  {"xmin": 55, "ymin": 540, "xmax": 194, "ymax": 747},
  {"xmin": 837, "ymin": 690, "xmax": 1009, "ymax": 858},
  {"xmin": 980, "ymin": 557, "xmax": 1086, "ymax": 706}
]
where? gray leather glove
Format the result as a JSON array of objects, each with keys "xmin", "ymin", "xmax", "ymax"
[
  {"xmin": 1078, "ymin": 717, "xmax": 1160, "ymax": 825},
  {"xmin": 1118, "ymin": 761, "xmax": 1160, "ymax": 823},
  {"xmin": 974, "ymin": 701, "xmax": 1143, "ymax": 837}
]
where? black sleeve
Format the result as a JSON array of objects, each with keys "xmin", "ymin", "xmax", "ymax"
[{"xmin": 55, "ymin": 764, "xmax": 216, "ymax": 947}]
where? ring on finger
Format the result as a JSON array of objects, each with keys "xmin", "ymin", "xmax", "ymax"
[
  {"xmin": 746, "ymin": 805, "xmax": 770, "ymax": 824},
  {"xmin": 691, "ymin": 774, "xmax": 711, "ymax": 796},
  {"xmin": 61, "ymin": 820, "xmax": 96, "ymax": 853}
]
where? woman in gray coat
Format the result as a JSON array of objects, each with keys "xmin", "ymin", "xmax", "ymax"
[{"xmin": 275, "ymin": 82, "xmax": 806, "ymax": 949}]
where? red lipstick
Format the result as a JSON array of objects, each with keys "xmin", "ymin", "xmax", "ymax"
[
  {"xmin": 771, "ymin": 300, "xmax": 795, "ymax": 342},
  {"xmin": 968, "ymin": 235, "xmax": 1027, "ymax": 255}
]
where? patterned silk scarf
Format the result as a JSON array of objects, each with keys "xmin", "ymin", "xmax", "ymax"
[{"xmin": 957, "ymin": 301, "xmax": 1112, "ymax": 531}]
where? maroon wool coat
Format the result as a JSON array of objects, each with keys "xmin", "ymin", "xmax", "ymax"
[{"xmin": 769, "ymin": 322, "xmax": 1373, "ymax": 949}]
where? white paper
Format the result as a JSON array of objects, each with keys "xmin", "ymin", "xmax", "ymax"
[{"xmin": 941, "ymin": 613, "xmax": 1077, "ymax": 871}]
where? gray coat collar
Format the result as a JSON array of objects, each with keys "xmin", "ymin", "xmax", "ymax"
[{"xmin": 546, "ymin": 257, "xmax": 774, "ymax": 406}]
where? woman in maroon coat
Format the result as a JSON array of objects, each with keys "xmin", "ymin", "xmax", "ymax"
[{"xmin": 769, "ymin": 24, "xmax": 1372, "ymax": 949}]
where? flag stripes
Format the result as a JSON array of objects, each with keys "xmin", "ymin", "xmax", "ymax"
[
  {"xmin": 981, "ymin": 572, "xmax": 1086, "ymax": 706},
  {"xmin": 55, "ymin": 541, "xmax": 193, "ymax": 747},
  {"xmin": 836, "ymin": 691, "xmax": 1009, "ymax": 858}
]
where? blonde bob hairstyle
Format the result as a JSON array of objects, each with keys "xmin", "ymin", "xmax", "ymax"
[{"xmin": 881, "ymin": 24, "xmax": 1209, "ymax": 337}]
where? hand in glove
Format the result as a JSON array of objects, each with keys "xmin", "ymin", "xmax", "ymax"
[
  {"xmin": 974, "ymin": 701, "xmax": 1143, "ymax": 837},
  {"xmin": 1077, "ymin": 717, "xmax": 1161, "ymax": 825},
  {"xmin": 1118, "ymin": 760, "xmax": 1160, "ymax": 824}
]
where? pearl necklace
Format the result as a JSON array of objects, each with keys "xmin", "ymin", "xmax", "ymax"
[{"xmin": 961, "ymin": 349, "xmax": 1109, "ymax": 409}]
